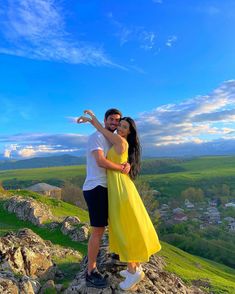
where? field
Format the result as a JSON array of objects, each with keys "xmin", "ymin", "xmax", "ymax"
[{"xmin": 1, "ymin": 156, "xmax": 235, "ymax": 201}]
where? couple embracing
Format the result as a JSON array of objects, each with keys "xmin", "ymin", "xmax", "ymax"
[{"xmin": 77, "ymin": 108, "xmax": 161, "ymax": 291}]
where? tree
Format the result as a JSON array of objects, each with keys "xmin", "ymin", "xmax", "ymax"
[
  {"xmin": 61, "ymin": 181, "xmax": 87, "ymax": 210},
  {"xmin": 135, "ymin": 179, "xmax": 160, "ymax": 226},
  {"xmin": 181, "ymin": 187, "xmax": 204, "ymax": 202}
]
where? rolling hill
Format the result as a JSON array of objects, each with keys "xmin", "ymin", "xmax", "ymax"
[
  {"xmin": 0, "ymin": 154, "xmax": 86, "ymax": 170},
  {"xmin": 0, "ymin": 190, "xmax": 235, "ymax": 293}
]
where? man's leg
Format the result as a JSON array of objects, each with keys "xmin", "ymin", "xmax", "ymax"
[{"xmin": 87, "ymin": 226, "xmax": 105, "ymax": 274}]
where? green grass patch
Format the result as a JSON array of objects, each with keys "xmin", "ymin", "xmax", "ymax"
[
  {"xmin": 53, "ymin": 255, "xmax": 81, "ymax": 288},
  {"xmin": 0, "ymin": 165, "xmax": 86, "ymax": 182},
  {"xmin": 159, "ymin": 242, "xmax": 235, "ymax": 294}
]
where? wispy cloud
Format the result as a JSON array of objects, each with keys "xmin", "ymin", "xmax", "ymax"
[
  {"xmin": 0, "ymin": 0, "xmax": 119, "ymax": 67},
  {"xmin": 0, "ymin": 97, "xmax": 32, "ymax": 123},
  {"xmin": 136, "ymin": 80, "xmax": 235, "ymax": 151},
  {"xmin": 166, "ymin": 35, "xmax": 177, "ymax": 47},
  {"xmin": 107, "ymin": 14, "xmax": 158, "ymax": 52}
]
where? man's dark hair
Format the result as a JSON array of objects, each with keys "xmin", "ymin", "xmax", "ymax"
[{"xmin": 105, "ymin": 108, "xmax": 122, "ymax": 120}]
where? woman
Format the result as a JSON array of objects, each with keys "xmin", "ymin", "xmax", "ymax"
[{"xmin": 78, "ymin": 110, "xmax": 161, "ymax": 291}]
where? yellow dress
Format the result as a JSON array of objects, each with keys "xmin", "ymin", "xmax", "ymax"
[{"xmin": 107, "ymin": 145, "xmax": 161, "ymax": 262}]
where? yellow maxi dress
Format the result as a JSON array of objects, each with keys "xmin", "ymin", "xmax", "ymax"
[{"xmin": 107, "ymin": 145, "xmax": 161, "ymax": 262}]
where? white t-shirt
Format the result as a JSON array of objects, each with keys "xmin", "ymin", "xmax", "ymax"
[{"xmin": 83, "ymin": 131, "xmax": 112, "ymax": 191}]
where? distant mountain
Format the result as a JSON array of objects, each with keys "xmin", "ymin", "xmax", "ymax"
[{"xmin": 0, "ymin": 154, "xmax": 86, "ymax": 170}]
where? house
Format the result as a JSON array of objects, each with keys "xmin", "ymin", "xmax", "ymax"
[
  {"xmin": 206, "ymin": 207, "xmax": 221, "ymax": 224},
  {"xmin": 225, "ymin": 202, "xmax": 235, "ymax": 208},
  {"xmin": 161, "ymin": 204, "xmax": 169, "ymax": 210},
  {"xmin": 173, "ymin": 212, "xmax": 188, "ymax": 222},
  {"xmin": 151, "ymin": 190, "xmax": 161, "ymax": 195},
  {"xmin": 208, "ymin": 199, "xmax": 218, "ymax": 207},
  {"xmin": 229, "ymin": 222, "xmax": 235, "ymax": 232},
  {"xmin": 173, "ymin": 207, "xmax": 184, "ymax": 214},
  {"xmin": 26, "ymin": 183, "xmax": 62, "ymax": 200},
  {"xmin": 224, "ymin": 217, "xmax": 235, "ymax": 223},
  {"xmin": 185, "ymin": 199, "xmax": 194, "ymax": 209}
]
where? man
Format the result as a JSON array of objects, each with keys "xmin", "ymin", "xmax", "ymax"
[{"xmin": 81, "ymin": 108, "xmax": 130, "ymax": 288}]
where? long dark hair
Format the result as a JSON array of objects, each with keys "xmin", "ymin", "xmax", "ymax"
[{"xmin": 121, "ymin": 117, "xmax": 141, "ymax": 180}]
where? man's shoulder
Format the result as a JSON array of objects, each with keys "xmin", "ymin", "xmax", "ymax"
[
  {"xmin": 89, "ymin": 131, "xmax": 106, "ymax": 140},
  {"xmin": 88, "ymin": 131, "xmax": 107, "ymax": 145}
]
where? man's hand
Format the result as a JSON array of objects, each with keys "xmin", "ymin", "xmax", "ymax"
[
  {"xmin": 122, "ymin": 162, "xmax": 131, "ymax": 174},
  {"xmin": 77, "ymin": 116, "xmax": 91, "ymax": 124}
]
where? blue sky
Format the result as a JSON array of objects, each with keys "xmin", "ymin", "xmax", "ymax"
[{"xmin": 0, "ymin": 0, "xmax": 235, "ymax": 159}]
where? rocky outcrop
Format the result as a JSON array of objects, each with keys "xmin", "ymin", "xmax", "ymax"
[
  {"xmin": 65, "ymin": 236, "xmax": 206, "ymax": 294},
  {"xmin": 4, "ymin": 196, "xmax": 54, "ymax": 226},
  {"xmin": 0, "ymin": 228, "xmax": 82, "ymax": 293},
  {"xmin": 0, "ymin": 229, "xmax": 55, "ymax": 279},
  {"xmin": 3, "ymin": 196, "xmax": 90, "ymax": 243},
  {"xmin": 61, "ymin": 216, "xmax": 90, "ymax": 242}
]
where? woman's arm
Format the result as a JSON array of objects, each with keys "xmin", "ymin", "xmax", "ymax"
[
  {"xmin": 93, "ymin": 149, "xmax": 130, "ymax": 174},
  {"xmin": 77, "ymin": 110, "xmax": 125, "ymax": 149}
]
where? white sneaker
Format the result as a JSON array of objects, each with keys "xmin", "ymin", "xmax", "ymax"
[
  {"xmin": 119, "ymin": 265, "xmax": 143, "ymax": 278},
  {"xmin": 119, "ymin": 270, "xmax": 145, "ymax": 291}
]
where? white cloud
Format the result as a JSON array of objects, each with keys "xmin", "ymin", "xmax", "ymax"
[
  {"xmin": 0, "ymin": 0, "xmax": 119, "ymax": 67},
  {"xmin": 135, "ymin": 80, "xmax": 235, "ymax": 153},
  {"xmin": 108, "ymin": 16, "xmax": 158, "ymax": 52},
  {"xmin": 1, "ymin": 133, "xmax": 88, "ymax": 158},
  {"xmin": 166, "ymin": 35, "xmax": 177, "ymax": 47}
]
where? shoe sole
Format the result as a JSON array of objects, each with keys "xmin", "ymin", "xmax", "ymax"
[
  {"xmin": 119, "ymin": 271, "xmax": 145, "ymax": 291},
  {"xmin": 86, "ymin": 281, "xmax": 108, "ymax": 289},
  {"xmin": 119, "ymin": 268, "xmax": 143, "ymax": 278}
]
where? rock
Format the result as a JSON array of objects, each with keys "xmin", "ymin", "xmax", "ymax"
[
  {"xmin": 0, "ymin": 228, "xmax": 83, "ymax": 293},
  {"xmin": 55, "ymin": 283, "xmax": 64, "ymax": 292},
  {"xmin": 19, "ymin": 277, "xmax": 35, "ymax": 294},
  {"xmin": 20, "ymin": 276, "xmax": 41, "ymax": 294},
  {"xmin": 61, "ymin": 217, "xmax": 89, "ymax": 242},
  {"xmin": 0, "ymin": 272, "xmax": 19, "ymax": 294},
  {"xmin": 4, "ymin": 196, "xmax": 54, "ymax": 226},
  {"xmin": 0, "ymin": 229, "xmax": 54, "ymax": 279},
  {"xmin": 65, "ymin": 233, "xmax": 206, "ymax": 294}
]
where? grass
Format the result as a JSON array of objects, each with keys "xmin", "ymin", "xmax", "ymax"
[
  {"xmin": 53, "ymin": 255, "xmax": 81, "ymax": 288},
  {"xmin": 141, "ymin": 156, "xmax": 235, "ymax": 198},
  {"xmin": 159, "ymin": 242, "xmax": 235, "ymax": 294},
  {"xmin": 2, "ymin": 155, "xmax": 235, "ymax": 200},
  {"xmin": 0, "ymin": 165, "xmax": 86, "ymax": 182}
]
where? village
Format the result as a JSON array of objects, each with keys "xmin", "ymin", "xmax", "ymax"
[{"xmin": 158, "ymin": 197, "xmax": 235, "ymax": 232}]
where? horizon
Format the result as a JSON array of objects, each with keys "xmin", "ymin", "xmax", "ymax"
[{"xmin": 0, "ymin": 0, "xmax": 235, "ymax": 159}]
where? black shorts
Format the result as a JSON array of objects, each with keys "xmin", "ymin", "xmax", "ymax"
[{"xmin": 83, "ymin": 185, "xmax": 108, "ymax": 227}]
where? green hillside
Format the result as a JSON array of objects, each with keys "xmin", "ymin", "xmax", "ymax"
[
  {"xmin": 2, "ymin": 156, "xmax": 235, "ymax": 199},
  {"xmin": 141, "ymin": 156, "xmax": 235, "ymax": 200},
  {"xmin": 0, "ymin": 154, "xmax": 86, "ymax": 170},
  {"xmin": 159, "ymin": 242, "xmax": 235, "ymax": 294},
  {"xmin": 0, "ymin": 165, "xmax": 86, "ymax": 189}
]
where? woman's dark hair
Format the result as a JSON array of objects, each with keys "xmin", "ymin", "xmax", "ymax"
[{"xmin": 121, "ymin": 117, "xmax": 141, "ymax": 180}]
